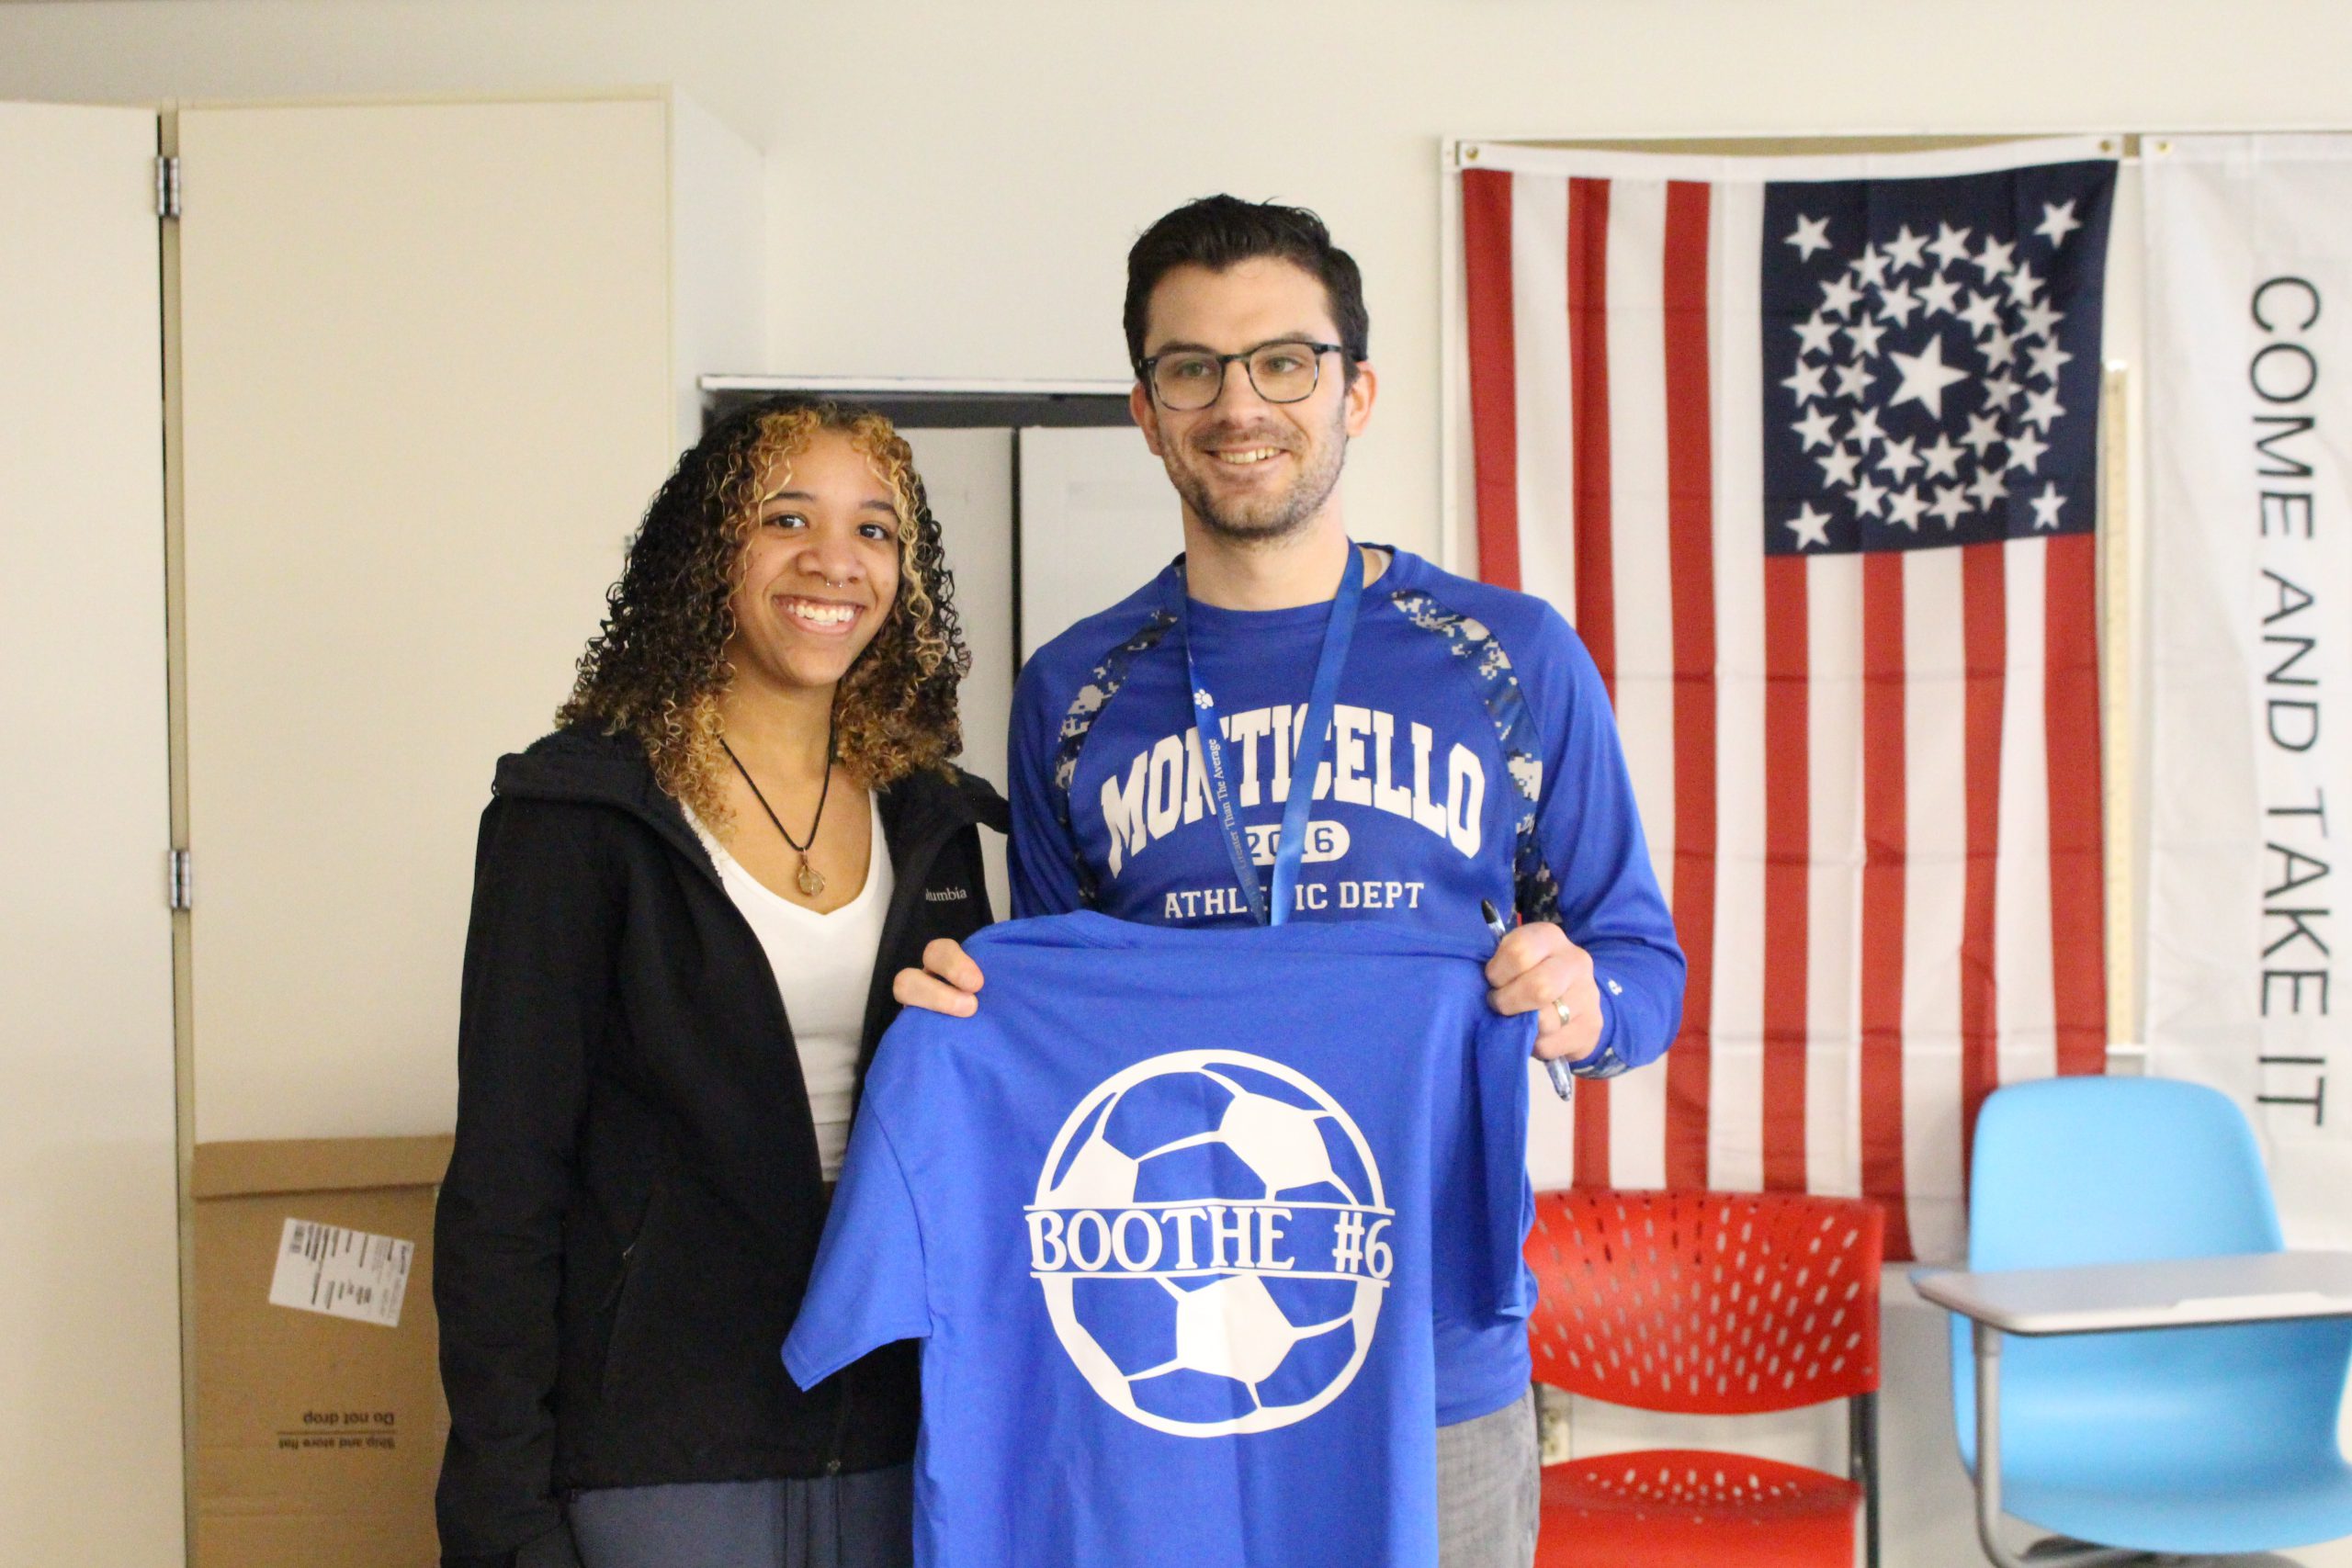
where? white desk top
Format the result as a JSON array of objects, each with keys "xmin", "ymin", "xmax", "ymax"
[{"xmin": 1913, "ymin": 1249, "xmax": 2352, "ymax": 1335}]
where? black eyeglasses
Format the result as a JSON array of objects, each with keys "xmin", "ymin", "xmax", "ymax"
[{"xmin": 1136, "ymin": 340, "xmax": 1346, "ymax": 412}]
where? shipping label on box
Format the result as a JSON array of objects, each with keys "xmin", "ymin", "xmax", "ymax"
[
  {"xmin": 193, "ymin": 1136, "xmax": 452, "ymax": 1568},
  {"xmin": 268, "ymin": 1218, "xmax": 413, "ymax": 1328}
]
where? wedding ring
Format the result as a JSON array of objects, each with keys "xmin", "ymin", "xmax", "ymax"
[{"xmin": 1551, "ymin": 996, "xmax": 1575, "ymax": 1030}]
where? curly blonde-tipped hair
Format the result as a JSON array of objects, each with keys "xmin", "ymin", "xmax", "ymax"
[{"xmin": 558, "ymin": 396, "xmax": 970, "ymax": 826}]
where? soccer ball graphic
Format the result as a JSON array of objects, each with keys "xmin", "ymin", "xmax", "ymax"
[{"xmin": 1031, "ymin": 1049, "xmax": 1390, "ymax": 1438}]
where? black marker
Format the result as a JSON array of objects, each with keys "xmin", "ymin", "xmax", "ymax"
[{"xmin": 1483, "ymin": 899, "xmax": 1576, "ymax": 1101}]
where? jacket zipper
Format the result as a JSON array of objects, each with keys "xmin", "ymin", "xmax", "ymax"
[
  {"xmin": 596, "ymin": 1235, "xmax": 639, "ymax": 1314},
  {"xmin": 594, "ymin": 1201, "xmax": 653, "ymax": 1390}
]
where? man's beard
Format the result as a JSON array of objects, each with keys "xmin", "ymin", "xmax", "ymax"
[{"xmin": 1164, "ymin": 409, "xmax": 1349, "ymax": 545}]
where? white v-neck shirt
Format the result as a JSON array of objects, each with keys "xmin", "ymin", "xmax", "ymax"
[{"xmin": 688, "ymin": 793, "xmax": 892, "ymax": 1180}]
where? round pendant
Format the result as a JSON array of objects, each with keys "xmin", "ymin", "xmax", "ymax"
[{"xmin": 796, "ymin": 857, "xmax": 826, "ymax": 897}]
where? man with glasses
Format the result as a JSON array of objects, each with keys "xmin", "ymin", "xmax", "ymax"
[{"xmin": 896, "ymin": 196, "xmax": 1685, "ymax": 1567}]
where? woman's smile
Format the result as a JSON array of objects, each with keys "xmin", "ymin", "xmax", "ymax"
[{"xmin": 775, "ymin": 592, "xmax": 865, "ymax": 637}]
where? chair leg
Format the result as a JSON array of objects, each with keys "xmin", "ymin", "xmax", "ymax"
[
  {"xmin": 1849, "ymin": 1391, "xmax": 1881, "ymax": 1568},
  {"xmin": 1971, "ymin": 1324, "xmax": 2143, "ymax": 1568}
]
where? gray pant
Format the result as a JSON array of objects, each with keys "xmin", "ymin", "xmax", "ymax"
[
  {"xmin": 515, "ymin": 1402, "xmax": 1533, "ymax": 1568},
  {"xmin": 1437, "ymin": 1387, "xmax": 1541, "ymax": 1568},
  {"xmin": 517, "ymin": 1465, "xmax": 915, "ymax": 1568}
]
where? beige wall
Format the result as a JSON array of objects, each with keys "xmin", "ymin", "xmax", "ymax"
[
  {"xmin": 0, "ymin": 100, "xmax": 185, "ymax": 1568},
  {"xmin": 3, "ymin": 0, "xmax": 2349, "ymax": 570}
]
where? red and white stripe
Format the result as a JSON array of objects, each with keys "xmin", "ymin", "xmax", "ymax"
[{"xmin": 1461, "ymin": 150, "xmax": 2106, "ymax": 1262}]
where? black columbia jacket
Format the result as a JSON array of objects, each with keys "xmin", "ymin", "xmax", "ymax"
[{"xmin": 434, "ymin": 727, "xmax": 1003, "ymax": 1568}]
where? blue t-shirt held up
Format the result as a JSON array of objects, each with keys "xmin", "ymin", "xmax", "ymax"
[
  {"xmin": 784, "ymin": 914, "xmax": 1537, "ymax": 1568},
  {"xmin": 1005, "ymin": 544, "xmax": 1686, "ymax": 1419}
]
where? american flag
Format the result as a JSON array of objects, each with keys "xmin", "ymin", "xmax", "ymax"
[{"xmin": 1459, "ymin": 140, "xmax": 2115, "ymax": 1260}]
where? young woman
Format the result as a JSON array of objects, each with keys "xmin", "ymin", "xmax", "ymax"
[{"xmin": 434, "ymin": 398, "xmax": 1003, "ymax": 1568}]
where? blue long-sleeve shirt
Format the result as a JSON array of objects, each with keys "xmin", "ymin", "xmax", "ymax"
[
  {"xmin": 1004, "ymin": 543, "xmax": 1687, "ymax": 1418},
  {"xmin": 1009, "ymin": 546, "xmax": 1685, "ymax": 1069}
]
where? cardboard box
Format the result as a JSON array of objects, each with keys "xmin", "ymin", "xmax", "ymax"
[{"xmin": 194, "ymin": 1135, "xmax": 454, "ymax": 1568}]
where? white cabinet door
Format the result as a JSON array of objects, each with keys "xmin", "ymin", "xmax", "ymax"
[
  {"xmin": 1016, "ymin": 425, "xmax": 1182, "ymax": 661},
  {"xmin": 177, "ymin": 98, "xmax": 677, "ymax": 1140},
  {"xmin": 0, "ymin": 102, "xmax": 184, "ymax": 1566}
]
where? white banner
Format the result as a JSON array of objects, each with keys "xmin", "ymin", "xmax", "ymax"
[{"xmin": 2145, "ymin": 135, "xmax": 2352, "ymax": 1245}]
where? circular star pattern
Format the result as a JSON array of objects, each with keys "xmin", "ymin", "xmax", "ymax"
[{"xmin": 1778, "ymin": 200, "xmax": 2086, "ymax": 552}]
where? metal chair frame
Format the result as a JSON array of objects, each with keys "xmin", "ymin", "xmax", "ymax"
[{"xmin": 1851, "ymin": 1384, "xmax": 1882, "ymax": 1568}]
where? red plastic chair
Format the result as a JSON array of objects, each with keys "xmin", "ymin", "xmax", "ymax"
[{"xmin": 1525, "ymin": 1189, "xmax": 1884, "ymax": 1568}]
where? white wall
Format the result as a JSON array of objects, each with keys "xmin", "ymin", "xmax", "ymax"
[{"xmin": 6, "ymin": 0, "xmax": 2352, "ymax": 571}]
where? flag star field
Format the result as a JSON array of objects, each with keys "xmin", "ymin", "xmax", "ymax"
[{"xmin": 1761, "ymin": 164, "xmax": 2114, "ymax": 558}]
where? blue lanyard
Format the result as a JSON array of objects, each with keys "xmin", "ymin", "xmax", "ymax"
[{"xmin": 1175, "ymin": 544, "xmax": 1364, "ymax": 926}]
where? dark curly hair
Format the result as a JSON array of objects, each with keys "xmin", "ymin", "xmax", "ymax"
[{"xmin": 559, "ymin": 396, "xmax": 970, "ymax": 824}]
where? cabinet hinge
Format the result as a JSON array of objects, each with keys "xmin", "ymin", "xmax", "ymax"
[
  {"xmin": 168, "ymin": 849, "xmax": 193, "ymax": 912},
  {"xmin": 156, "ymin": 156, "xmax": 181, "ymax": 220}
]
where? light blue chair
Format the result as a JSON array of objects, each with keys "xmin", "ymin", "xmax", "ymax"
[{"xmin": 1951, "ymin": 1077, "xmax": 2352, "ymax": 1561}]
